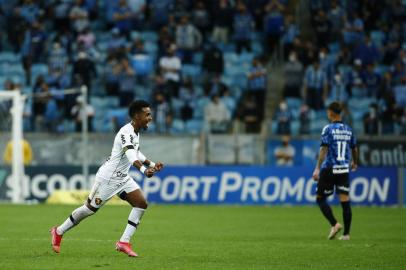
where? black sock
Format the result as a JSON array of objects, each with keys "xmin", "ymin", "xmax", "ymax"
[
  {"xmin": 317, "ymin": 197, "xmax": 337, "ymax": 226},
  {"xmin": 341, "ymin": 201, "xmax": 352, "ymax": 235}
]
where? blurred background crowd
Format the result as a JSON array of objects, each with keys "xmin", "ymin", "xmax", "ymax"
[{"xmin": 0, "ymin": 0, "xmax": 405, "ymax": 136}]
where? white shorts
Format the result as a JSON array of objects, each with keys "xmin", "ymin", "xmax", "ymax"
[{"xmin": 87, "ymin": 175, "xmax": 140, "ymax": 208}]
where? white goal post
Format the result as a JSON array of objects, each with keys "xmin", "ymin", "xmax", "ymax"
[
  {"xmin": 0, "ymin": 90, "xmax": 24, "ymax": 203},
  {"xmin": 0, "ymin": 86, "xmax": 89, "ymax": 203}
]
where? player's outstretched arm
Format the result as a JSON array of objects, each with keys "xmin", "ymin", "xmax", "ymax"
[{"xmin": 153, "ymin": 162, "xmax": 164, "ymax": 172}]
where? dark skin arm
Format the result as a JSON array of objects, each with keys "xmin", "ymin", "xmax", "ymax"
[{"xmin": 312, "ymin": 146, "xmax": 328, "ymax": 181}]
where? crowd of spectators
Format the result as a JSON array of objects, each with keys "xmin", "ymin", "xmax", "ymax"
[
  {"xmin": 276, "ymin": 0, "xmax": 406, "ymax": 136},
  {"xmin": 0, "ymin": 0, "xmax": 405, "ymax": 136},
  {"xmin": 0, "ymin": 0, "xmax": 273, "ymax": 134}
]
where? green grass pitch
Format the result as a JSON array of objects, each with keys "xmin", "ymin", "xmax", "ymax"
[{"xmin": 0, "ymin": 204, "xmax": 405, "ymax": 270}]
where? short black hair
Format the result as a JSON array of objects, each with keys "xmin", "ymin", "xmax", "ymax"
[
  {"xmin": 128, "ymin": 100, "xmax": 151, "ymax": 118},
  {"xmin": 327, "ymin": 101, "xmax": 342, "ymax": 115}
]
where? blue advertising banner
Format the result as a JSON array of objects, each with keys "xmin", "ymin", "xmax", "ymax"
[{"xmin": 0, "ymin": 166, "xmax": 398, "ymax": 205}]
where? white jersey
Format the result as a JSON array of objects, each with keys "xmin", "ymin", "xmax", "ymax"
[{"xmin": 96, "ymin": 123, "xmax": 141, "ymax": 181}]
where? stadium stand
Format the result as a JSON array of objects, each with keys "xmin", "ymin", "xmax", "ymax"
[{"xmin": 0, "ymin": 0, "xmax": 404, "ymax": 135}]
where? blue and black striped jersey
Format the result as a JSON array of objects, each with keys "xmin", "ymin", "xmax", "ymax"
[{"xmin": 320, "ymin": 121, "xmax": 357, "ymax": 173}]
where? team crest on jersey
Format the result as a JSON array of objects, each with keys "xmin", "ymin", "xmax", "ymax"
[{"xmin": 95, "ymin": 198, "xmax": 102, "ymax": 205}]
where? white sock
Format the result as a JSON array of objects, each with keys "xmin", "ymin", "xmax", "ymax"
[
  {"xmin": 120, "ymin": 207, "xmax": 145, "ymax": 243},
  {"xmin": 57, "ymin": 204, "xmax": 95, "ymax": 235}
]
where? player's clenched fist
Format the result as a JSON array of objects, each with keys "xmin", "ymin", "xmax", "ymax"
[
  {"xmin": 154, "ymin": 162, "xmax": 164, "ymax": 172},
  {"xmin": 144, "ymin": 168, "xmax": 155, "ymax": 178}
]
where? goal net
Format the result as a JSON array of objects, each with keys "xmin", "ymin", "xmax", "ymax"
[{"xmin": 0, "ymin": 86, "xmax": 90, "ymax": 203}]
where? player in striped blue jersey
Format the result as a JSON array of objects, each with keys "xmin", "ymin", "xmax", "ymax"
[{"xmin": 312, "ymin": 102, "xmax": 358, "ymax": 240}]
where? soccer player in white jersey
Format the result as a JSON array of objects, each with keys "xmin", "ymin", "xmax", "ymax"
[{"xmin": 50, "ymin": 100, "xmax": 164, "ymax": 257}]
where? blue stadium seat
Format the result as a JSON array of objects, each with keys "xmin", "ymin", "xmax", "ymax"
[
  {"xmin": 182, "ymin": 64, "xmax": 201, "ymax": 80},
  {"xmin": 171, "ymin": 97, "xmax": 184, "ymax": 119},
  {"xmin": 31, "ymin": 63, "xmax": 48, "ymax": 77},
  {"xmin": 192, "ymin": 52, "xmax": 203, "ymax": 65},
  {"xmin": 285, "ymin": 97, "xmax": 302, "ymax": 110},
  {"xmin": 370, "ymin": 31, "xmax": 385, "ymax": 47},
  {"xmin": 170, "ymin": 118, "xmax": 185, "ymax": 134},
  {"xmin": 185, "ymin": 119, "xmax": 203, "ymax": 135},
  {"xmin": 130, "ymin": 31, "xmax": 141, "ymax": 41},
  {"xmin": 144, "ymin": 41, "xmax": 158, "ymax": 55},
  {"xmin": 0, "ymin": 52, "xmax": 20, "ymax": 63},
  {"xmin": 141, "ymin": 31, "xmax": 158, "ymax": 42},
  {"xmin": 252, "ymin": 41, "xmax": 264, "ymax": 54},
  {"xmin": 291, "ymin": 119, "xmax": 300, "ymax": 135}
]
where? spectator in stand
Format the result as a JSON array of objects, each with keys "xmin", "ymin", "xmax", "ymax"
[
  {"xmin": 192, "ymin": 1, "xmax": 210, "ymax": 39},
  {"xmin": 283, "ymin": 51, "xmax": 303, "ymax": 98},
  {"xmin": 107, "ymin": 28, "xmax": 127, "ymax": 58},
  {"xmin": 178, "ymin": 77, "xmax": 195, "ymax": 122},
  {"xmin": 70, "ymin": 95, "xmax": 95, "ymax": 132},
  {"xmin": 204, "ymin": 94, "xmax": 231, "ymax": 134},
  {"xmin": 202, "ymin": 42, "xmax": 224, "ymax": 79},
  {"xmin": 239, "ymin": 93, "xmax": 261, "ymax": 133},
  {"xmin": 76, "ymin": 27, "xmax": 96, "ymax": 50},
  {"xmin": 52, "ymin": 0, "xmax": 72, "ymax": 33},
  {"xmin": 175, "ymin": 15, "xmax": 202, "ymax": 63},
  {"xmin": 381, "ymin": 101, "xmax": 397, "ymax": 134},
  {"xmin": 273, "ymin": 135, "xmax": 295, "ymax": 166},
  {"xmin": 398, "ymin": 107, "xmax": 406, "ymax": 135},
  {"xmin": 247, "ymin": 57, "xmax": 267, "ymax": 119},
  {"xmin": 211, "ymin": 0, "xmax": 233, "ymax": 44},
  {"xmin": 153, "ymin": 92, "xmax": 172, "ymax": 134},
  {"xmin": 313, "ymin": 10, "xmax": 331, "ymax": 48},
  {"xmin": 220, "ymin": 88, "xmax": 236, "ymax": 119},
  {"xmin": 127, "ymin": 0, "xmax": 146, "ymax": 30},
  {"xmin": 329, "ymin": 73, "xmax": 348, "ymax": 104},
  {"xmin": 159, "ymin": 43, "xmax": 182, "ymax": 97},
  {"xmin": 303, "ymin": 60, "xmax": 328, "ymax": 111},
  {"xmin": 148, "ymin": 0, "xmax": 173, "ymax": 30},
  {"xmin": 130, "ymin": 39, "xmax": 154, "ymax": 85},
  {"xmin": 104, "ymin": 57, "xmax": 121, "ymax": 96},
  {"xmin": 21, "ymin": 21, "xmax": 47, "ymax": 85},
  {"xmin": 361, "ymin": 64, "xmax": 381, "ymax": 99},
  {"xmin": 233, "ymin": 3, "xmax": 254, "ymax": 54},
  {"xmin": 327, "ymin": 0, "xmax": 345, "ymax": 42},
  {"xmin": 169, "ymin": 0, "xmax": 190, "ymax": 21},
  {"xmin": 281, "ymin": 14, "xmax": 299, "ymax": 59},
  {"xmin": 275, "ymin": 100, "xmax": 291, "ymax": 135},
  {"xmin": 383, "ymin": 23, "xmax": 402, "ymax": 65},
  {"xmin": 118, "ymin": 58, "xmax": 136, "ymax": 107},
  {"xmin": 299, "ymin": 103, "xmax": 311, "ymax": 135},
  {"xmin": 72, "ymin": 51, "xmax": 97, "ymax": 94},
  {"xmin": 342, "ymin": 12, "xmax": 364, "ymax": 46},
  {"xmin": 352, "ymin": 35, "xmax": 381, "ymax": 66},
  {"xmin": 7, "ymin": 7, "xmax": 27, "ymax": 53},
  {"xmin": 113, "ymin": 0, "xmax": 133, "ymax": 40},
  {"xmin": 204, "ymin": 74, "xmax": 228, "ymax": 97},
  {"xmin": 393, "ymin": 75, "xmax": 406, "ymax": 108},
  {"xmin": 363, "ymin": 103, "xmax": 379, "ymax": 135},
  {"xmin": 69, "ymin": 0, "xmax": 90, "ymax": 35},
  {"xmin": 263, "ymin": 0, "xmax": 285, "ymax": 56},
  {"xmin": 48, "ymin": 41, "xmax": 68, "ymax": 74},
  {"xmin": 19, "ymin": 0, "xmax": 42, "ymax": 24}
]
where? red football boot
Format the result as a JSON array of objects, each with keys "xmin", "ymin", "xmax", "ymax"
[
  {"xmin": 115, "ymin": 241, "xmax": 138, "ymax": 257},
  {"xmin": 50, "ymin": 226, "xmax": 63, "ymax": 253}
]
